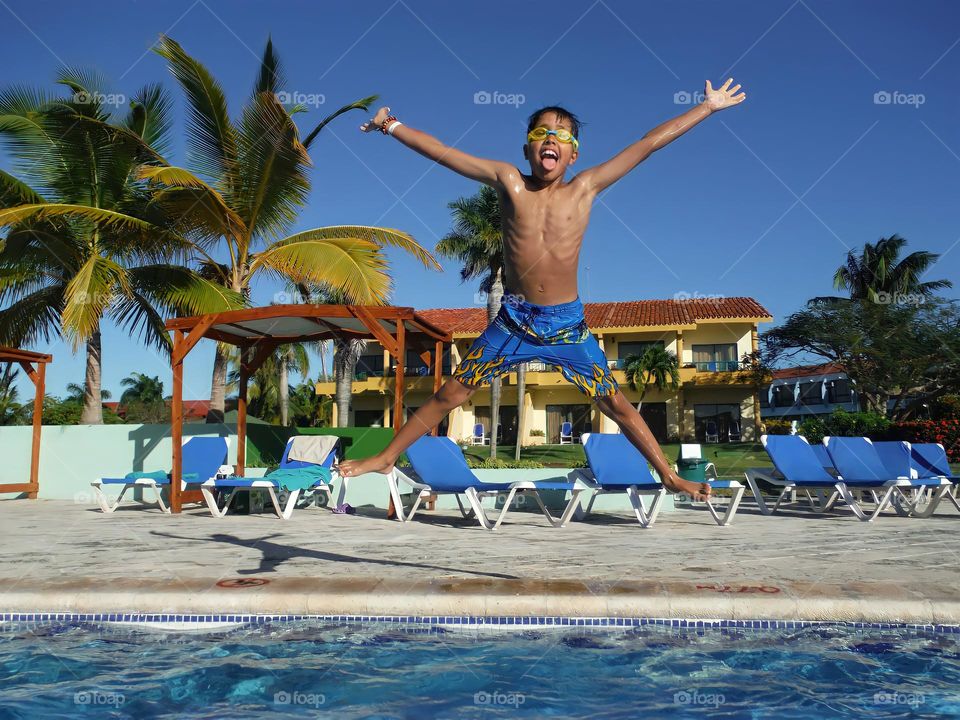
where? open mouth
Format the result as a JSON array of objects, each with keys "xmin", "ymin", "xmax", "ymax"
[{"xmin": 539, "ymin": 147, "xmax": 559, "ymax": 171}]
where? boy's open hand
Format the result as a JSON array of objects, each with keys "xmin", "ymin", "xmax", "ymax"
[
  {"xmin": 360, "ymin": 106, "xmax": 393, "ymax": 133},
  {"xmin": 704, "ymin": 78, "xmax": 746, "ymax": 111}
]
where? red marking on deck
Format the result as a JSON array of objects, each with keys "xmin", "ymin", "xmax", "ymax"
[
  {"xmin": 695, "ymin": 584, "xmax": 780, "ymax": 594},
  {"xmin": 216, "ymin": 578, "xmax": 270, "ymax": 588}
]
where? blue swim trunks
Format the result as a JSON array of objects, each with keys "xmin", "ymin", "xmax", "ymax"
[{"xmin": 453, "ymin": 293, "xmax": 619, "ymax": 398}]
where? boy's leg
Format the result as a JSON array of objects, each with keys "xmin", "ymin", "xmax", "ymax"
[
  {"xmin": 337, "ymin": 378, "xmax": 476, "ymax": 477},
  {"xmin": 595, "ymin": 391, "xmax": 711, "ymax": 501}
]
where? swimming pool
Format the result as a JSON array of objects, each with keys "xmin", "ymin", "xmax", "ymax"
[{"xmin": 1, "ymin": 621, "xmax": 958, "ymax": 718}]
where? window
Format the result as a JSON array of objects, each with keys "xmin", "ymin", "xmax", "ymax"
[
  {"xmin": 546, "ymin": 404, "xmax": 592, "ymax": 444},
  {"xmin": 692, "ymin": 344, "xmax": 738, "ymax": 372},
  {"xmin": 799, "ymin": 381, "xmax": 823, "ymax": 405},
  {"xmin": 773, "ymin": 385, "xmax": 795, "ymax": 408},
  {"xmin": 353, "ymin": 409, "xmax": 385, "ymax": 427},
  {"xmin": 759, "ymin": 388, "xmax": 770, "ymax": 408},
  {"xmin": 827, "ymin": 378, "xmax": 852, "ymax": 403},
  {"xmin": 694, "ymin": 403, "xmax": 741, "ymax": 442},
  {"xmin": 355, "ymin": 353, "xmax": 384, "ymax": 378},
  {"xmin": 474, "ymin": 405, "xmax": 518, "ymax": 445},
  {"xmin": 404, "ymin": 348, "xmax": 452, "ymax": 377}
]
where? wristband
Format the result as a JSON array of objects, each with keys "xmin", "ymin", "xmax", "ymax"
[
  {"xmin": 387, "ymin": 120, "xmax": 402, "ymax": 135},
  {"xmin": 379, "ymin": 115, "xmax": 398, "ymax": 135}
]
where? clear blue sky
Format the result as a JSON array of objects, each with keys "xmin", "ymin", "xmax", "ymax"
[{"xmin": 2, "ymin": 0, "xmax": 958, "ymax": 402}]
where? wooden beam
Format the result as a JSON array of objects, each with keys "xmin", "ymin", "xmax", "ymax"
[
  {"xmin": 347, "ymin": 305, "xmax": 399, "ymax": 357},
  {"xmin": 393, "ymin": 320, "xmax": 406, "ymax": 430},
  {"xmin": 237, "ymin": 350, "xmax": 249, "ymax": 477},
  {"xmin": 431, "ymin": 339, "xmax": 443, "ymax": 437},
  {"xmin": 17, "ymin": 360, "xmax": 38, "ymax": 385},
  {"xmin": 170, "ymin": 330, "xmax": 184, "ymax": 513},
  {"xmin": 172, "ymin": 314, "xmax": 219, "ymax": 365},
  {"xmin": 27, "ymin": 361, "xmax": 44, "ymax": 498},
  {"xmin": 0, "ymin": 483, "xmax": 38, "ymax": 494},
  {"xmin": 165, "ymin": 304, "xmax": 419, "ymax": 331}
]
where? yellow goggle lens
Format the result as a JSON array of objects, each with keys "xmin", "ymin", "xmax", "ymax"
[{"xmin": 527, "ymin": 126, "xmax": 579, "ymax": 149}]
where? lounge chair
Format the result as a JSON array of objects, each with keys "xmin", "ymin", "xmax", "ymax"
[
  {"xmin": 823, "ymin": 436, "xmax": 952, "ymax": 520},
  {"xmin": 704, "ymin": 420, "xmax": 719, "ymax": 443},
  {"xmin": 387, "ymin": 435, "xmax": 586, "ymax": 530},
  {"xmin": 200, "ymin": 436, "xmax": 340, "ymax": 520},
  {"xmin": 728, "ymin": 420, "xmax": 741, "ymax": 442},
  {"xmin": 570, "ymin": 433, "xmax": 744, "ymax": 527},
  {"xmin": 559, "ymin": 421, "xmax": 574, "ymax": 445},
  {"xmin": 908, "ymin": 442, "xmax": 960, "ymax": 512},
  {"xmin": 470, "ymin": 423, "xmax": 489, "ymax": 446},
  {"xmin": 91, "ymin": 436, "xmax": 229, "ymax": 514}
]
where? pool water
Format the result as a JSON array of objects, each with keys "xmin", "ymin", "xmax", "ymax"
[{"xmin": 1, "ymin": 622, "xmax": 958, "ymax": 718}]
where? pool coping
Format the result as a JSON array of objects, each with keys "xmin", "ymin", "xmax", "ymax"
[{"xmin": 2, "ymin": 576, "xmax": 958, "ymax": 631}]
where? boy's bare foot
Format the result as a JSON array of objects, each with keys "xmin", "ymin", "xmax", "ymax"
[
  {"xmin": 661, "ymin": 472, "xmax": 711, "ymax": 502},
  {"xmin": 337, "ymin": 454, "xmax": 396, "ymax": 478}
]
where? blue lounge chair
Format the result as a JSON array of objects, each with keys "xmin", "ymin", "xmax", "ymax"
[
  {"xmin": 745, "ymin": 435, "xmax": 888, "ymax": 520},
  {"xmin": 91, "ymin": 436, "xmax": 229, "ymax": 514},
  {"xmin": 823, "ymin": 436, "xmax": 952, "ymax": 521},
  {"xmin": 559, "ymin": 421, "xmax": 574, "ymax": 445},
  {"xmin": 470, "ymin": 423, "xmax": 489, "ymax": 446},
  {"xmin": 388, "ymin": 435, "xmax": 586, "ymax": 530},
  {"xmin": 902, "ymin": 442, "xmax": 960, "ymax": 515},
  {"xmin": 201, "ymin": 436, "xmax": 340, "ymax": 520},
  {"xmin": 571, "ymin": 433, "xmax": 745, "ymax": 527}
]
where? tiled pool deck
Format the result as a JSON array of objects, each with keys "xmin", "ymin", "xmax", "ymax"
[{"xmin": 1, "ymin": 498, "xmax": 958, "ymax": 627}]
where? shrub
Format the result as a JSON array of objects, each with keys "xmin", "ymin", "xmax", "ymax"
[
  {"xmin": 465, "ymin": 457, "xmax": 545, "ymax": 469},
  {"xmin": 529, "ymin": 429, "xmax": 545, "ymax": 437},
  {"xmin": 890, "ymin": 418, "xmax": 960, "ymax": 463},
  {"xmin": 798, "ymin": 409, "xmax": 891, "ymax": 444},
  {"xmin": 762, "ymin": 419, "xmax": 793, "ymax": 436}
]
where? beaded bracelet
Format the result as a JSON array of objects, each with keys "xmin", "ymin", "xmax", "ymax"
[{"xmin": 379, "ymin": 115, "xmax": 398, "ymax": 135}]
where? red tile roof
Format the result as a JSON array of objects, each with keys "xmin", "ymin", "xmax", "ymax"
[
  {"xmin": 771, "ymin": 362, "xmax": 846, "ymax": 380},
  {"xmin": 103, "ymin": 399, "xmax": 210, "ymax": 419},
  {"xmin": 419, "ymin": 297, "xmax": 772, "ymax": 335}
]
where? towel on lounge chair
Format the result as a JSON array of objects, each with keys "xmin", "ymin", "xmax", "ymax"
[
  {"xmin": 288, "ymin": 435, "xmax": 340, "ymax": 465},
  {"xmin": 265, "ymin": 465, "xmax": 332, "ymax": 492}
]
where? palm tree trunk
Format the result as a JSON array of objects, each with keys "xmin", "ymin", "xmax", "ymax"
[
  {"xmin": 206, "ymin": 343, "xmax": 228, "ymax": 423},
  {"xmin": 80, "ymin": 329, "xmax": 103, "ymax": 425},
  {"xmin": 487, "ymin": 267, "xmax": 504, "ymax": 459},
  {"xmin": 334, "ymin": 338, "xmax": 361, "ymax": 428},
  {"xmin": 514, "ymin": 363, "xmax": 526, "ymax": 461},
  {"xmin": 279, "ymin": 356, "xmax": 289, "ymax": 427}
]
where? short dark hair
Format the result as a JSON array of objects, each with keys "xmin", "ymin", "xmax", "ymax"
[{"xmin": 526, "ymin": 106, "xmax": 583, "ymax": 140}]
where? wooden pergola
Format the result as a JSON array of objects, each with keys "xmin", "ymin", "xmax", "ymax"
[
  {"xmin": 164, "ymin": 304, "xmax": 452, "ymax": 513},
  {"xmin": 0, "ymin": 346, "xmax": 51, "ymax": 498}
]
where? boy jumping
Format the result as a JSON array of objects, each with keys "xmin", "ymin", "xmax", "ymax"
[{"xmin": 338, "ymin": 78, "xmax": 747, "ymax": 500}]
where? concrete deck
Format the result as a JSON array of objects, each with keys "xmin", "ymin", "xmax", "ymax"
[{"xmin": 1, "ymin": 498, "xmax": 959, "ymax": 625}]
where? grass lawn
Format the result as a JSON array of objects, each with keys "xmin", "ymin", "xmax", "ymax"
[{"xmin": 463, "ymin": 441, "xmax": 769, "ymax": 478}]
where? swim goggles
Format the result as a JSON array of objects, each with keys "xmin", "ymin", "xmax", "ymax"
[{"xmin": 526, "ymin": 126, "xmax": 579, "ymax": 151}]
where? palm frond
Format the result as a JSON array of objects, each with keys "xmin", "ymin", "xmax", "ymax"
[
  {"xmin": 123, "ymin": 84, "xmax": 174, "ymax": 157},
  {"xmin": 300, "ymin": 225, "xmax": 440, "ymax": 270},
  {"xmin": 302, "ymin": 95, "xmax": 378, "ymax": 149},
  {"xmin": 253, "ymin": 36, "xmax": 285, "ymax": 97},
  {"xmin": 251, "ymin": 234, "xmax": 391, "ymax": 304},
  {"xmin": 0, "ymin": 284, "xmax": 64, "ymax": 346},
  {"xmin": 61, "ymin": 255, "xmax": 129, "ymax": 347},
  {"xmin": 154, "ymin": 35, "xmax": 238, "ymax": 181},
  {"xmin": 0, "ymin": 168, "xmax": 45, "ymax": 206}
]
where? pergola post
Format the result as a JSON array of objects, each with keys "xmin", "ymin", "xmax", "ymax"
[
  {"xmin": 27, "ymin": 361, "xmax": 45, "ymax": 498},
  {"xmin": 393, "ymin": 320, "xmax": 406, "ymax": 430},
  {"xmin": 237, "ymin": 353, "xmax": 248, "ymax": 476},
  {"xmin": 431, "ymin": 339, "xmax": 443, "ymax": 436},
  {"xmin": 170, "ymin": 329, "xmax": 184, "ymax": 513}
]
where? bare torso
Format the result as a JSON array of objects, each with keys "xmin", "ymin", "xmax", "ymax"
[{"xmin": 497, "ymin": 167, "xmax": 593, "ymax": 306}]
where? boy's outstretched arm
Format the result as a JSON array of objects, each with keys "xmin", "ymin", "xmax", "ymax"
[
  {"xmin": 361, "ymin": 106, "xmax": 510, "ymax": 187},
  {"xmin": 580, "ymin": 78, "xmax": 746, "ymax": 194}
]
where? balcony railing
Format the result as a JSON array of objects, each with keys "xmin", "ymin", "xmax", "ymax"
[{"xmin": 692, "ymin": 360, "xmax": 740, "ymax": 372}]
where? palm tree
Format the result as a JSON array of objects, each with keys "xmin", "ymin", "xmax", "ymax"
[
  {"xmin": 624, "ymin": 346, "xmax": 680, "ymax": 411},
  {"xmin": 0, "ymin": 364, "xmax": 26, "ymax": 425},
  {"xmin": 832, "ymin": 235, "xmax": 952, "ymax": 302},
  {"xmin": 227, "ymin": 343, "xmax": 309, "ymax": 424},
  {"xmin": 119, "ymin": 371, "xmax": 166, "ymax": 422},
  {"xmin": 0, "ymin": 71, "xmax": 242, "ymax": 423},
  {"xmin": 435, "ymin": 185, "xmax": 507, "ymax": 457},
  {"xmin": 152, "ymin": 36, "xmax": 439, "ymax": 421},
  {"xmin": 289, "ymin": 379, "xmax": 332, "ymax": 427}
]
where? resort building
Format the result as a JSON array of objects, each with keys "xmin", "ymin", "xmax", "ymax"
[
  {"xmin": 317, "ymin": 297, "xmax": 773, "ymax": 444},
  {"xmin": 760, "ymin": 362, "xmax": 859, "ymax": 422}
]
